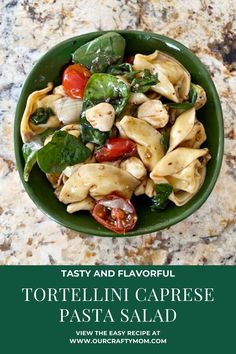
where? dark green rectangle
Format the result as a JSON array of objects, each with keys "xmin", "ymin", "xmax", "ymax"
[{"xmin": 0, "ymin": 266, "xmax": 235, "ymax": 353}]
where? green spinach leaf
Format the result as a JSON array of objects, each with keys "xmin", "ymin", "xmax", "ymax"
[
  {"xmin": 166, "ymin": 83, "xmax": 198, "ymax": 109},
  {"xmin": 36, "ymin": 131, "xmax": 91, "ymax": 174},
  {"xmin": 84, "ymin": 73, "xmax": 130, "ymax": 115},
  {"xmin": 22, "ymin": 142, "xmax": 39, "ymax": 182},
  {"xmin": 80, "ymin": 113, "xmax": 108, "ymax": 146},
  {"xmin": 72, "ymin": 32, "xmax": 126, "ymax": 73},
  {"xmin": 29, "ymin": 107, "xmax": 54, "ymax": 125},
  {"xmin": 188, "ymin": 83, "xmax": 198, "ymax": 104},
  {"xmin": 151, "ymin": 183, "xmax": 173, "ymax": 211},
  {"xmin": 22, "ymin": 128, "xmax": 56, "ymax": 182},
  {"xmin": 166, "ymin": 102, "xmax": 194, "ymax": 109},
  {"xmin": 38, "ymin": 128, "xmax": 57, "ymax": 143},
  {"xmin": 130, "ymin": 69, "xmax": 159, "ymax": 93},
  {"xmin": 107, "ymin": 63, "xmax": 132, "ymax": 75},
  {"xmin": 160, "ymin": 130, "xmax": 169, "ymax": 153},
  {"xmin": 80, "ymin": 73, "xmax": 130, "ymax": 145},
  {"xmin": 107, "ymin": 63, "xmax": 140, "ymax": 80}
]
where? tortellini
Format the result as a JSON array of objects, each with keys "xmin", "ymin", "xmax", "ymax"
[
  {"xmin": 180, "ymin": 121, "xmax": 207, "ymax": 149},
  {"xmin": 20, "ymin": 82, "xmax": 59, "ymax": 142},
  {"xmin": 20, "ymin": 83, "xmax": 83, "ymax": 143},
  {"xmin": 150, "ymin": 148, "xmax": 209, "ymax": 207},
  {"xmin": 67, "ymin": 197, "xmax": 95, "ymax": 213},
  {"xmin": 145, "ymin": 178, "xmax": 156, "ymax": 198},
  {"xmin": 133, "ymin": 50, "xmax": 191, "ymax": 102},
  {"xmin": 120, "ymin": 157, "xmax": 147, "ymax": 180},
  {"xmin": 168, "ymin": 165, "xmax": 206, "ymax": 206},
  {"xmin": 137, "ymin": 99, "xmax": 169, "ymax": 128},
  {"xmin": 128, "ymin": 92, "xmax": 149, "ymax": 105},
  {"xmin": 168, "ymin": 108, "xmax": 196, "ymax": 152},
  {"xmin": 119, "ymin": 115, "xmax": 164, "ymax": 170},
  {"xmin": 168, "ymin": 159, "xmax": 202, "ymax": 192},
  {"xmin": 60, "ymin": 124, "xmax": 80, "ymax": 138},
  {"xmin": 150, "ymin": 147, "xmax": 208, "ymax": 178},
  {"xmin": 59, "ymin": 164, "xmax": 140, "ymax": 204},
  {"xmin": 167, "ymin": 107, "xmax": 207, "ymax": 152}
]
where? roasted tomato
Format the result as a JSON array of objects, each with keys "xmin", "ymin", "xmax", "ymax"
[
  {"xmin": 91, "ymin": 194, "xmax": 137, "ymax": 234},
  {"xmin": 95, "ymin": 137, "xmax": 136, "ymax": 162},
  {"xmin": 62, "ymin": 63, "xmax": 91, "ymax": 99}
]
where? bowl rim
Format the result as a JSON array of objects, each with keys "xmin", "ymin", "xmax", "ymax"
[{"xmin": 14, "ymin": 30, "xmax": 224, "ymax": 237}]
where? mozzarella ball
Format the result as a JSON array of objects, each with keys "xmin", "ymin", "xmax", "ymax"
[
  {"xmin": 85, "ymin": 103, "xmax": 115, "ymax": 132},
  {"xmin": 137, "ymin": 99, "xmax": 169, "ymax": 128},
  {"xmin": 120, "ymin": 157, "xmax": 147, "ymax": 180}
]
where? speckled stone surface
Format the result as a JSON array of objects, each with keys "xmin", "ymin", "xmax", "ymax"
[{"xmin": 0, "ymin": 0, "xmax": 235, "ymax": 265}]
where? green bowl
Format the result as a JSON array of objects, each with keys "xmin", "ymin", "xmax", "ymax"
[{"xmin": 14, "ymin": 30, "xmax": 224, "ymax": 237}]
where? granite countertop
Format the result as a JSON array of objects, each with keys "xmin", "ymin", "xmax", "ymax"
[{"xmin": 0, "ymin": 0, "xmax": 235, "ymax": 265}]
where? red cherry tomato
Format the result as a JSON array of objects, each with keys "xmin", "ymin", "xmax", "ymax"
[
  {"xmin": 91, "ymin": 194, "xmax": 137, "ymax": 234},
  {"xmin": 95, "ymin": 138, "xmax": 137, "ymax": 162},
  {"xmin": 125, "ymin": 55, "xmax": 134, "ymax": 64},
  {"xmin": 62, "ymin": 63, "xmax": 91, "ymax": 99}
]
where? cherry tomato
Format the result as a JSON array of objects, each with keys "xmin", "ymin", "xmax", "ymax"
[
  {"xmin": 95, "ymin": 138, "xmax": 137, "ymax": 162},
  {"xmin": 62, "ymin": 63, "xmax": 91, "ymax": 99},
  {"xmin": 91, "ymin": 194, "xmax": 137, "ymax": 234},
  {"xmin": 125, "ymin": 55, "xmax": 134, "ymax": 64}
]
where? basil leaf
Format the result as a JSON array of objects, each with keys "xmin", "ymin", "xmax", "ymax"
[
  {"xmin": 80, "ymin": 73, "xmax": 130, "ymax": 145},
  {"xmin": 22, "ymin": 129, "xmax": 56, "ymax": 182},
  {"xmin": 72, "ymin": 32, "xmax": 126, "ymax": 73},
  {"xmin": 160, "ymin": 130, "xmax": 169, "ymax": 153},
  {"xmin": 130, "ymin": 69, "xmax": 159, "ymax": 93},
  {"xmin": 36, "ymin": 131, "xmax": 91, "ymax": 174},
  {"xmin": 151, "ymin": 183, "xmax": 173, "ymax": 211},
  {"xmin": 29, "ymin": 107, "xmax": 54, "ymax": 125}
]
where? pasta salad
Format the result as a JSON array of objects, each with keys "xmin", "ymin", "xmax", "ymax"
[{"xmin": 20, "ymin": 32, "xmax": 210, "ymax": 234}]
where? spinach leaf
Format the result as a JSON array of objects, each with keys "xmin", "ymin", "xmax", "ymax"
[
  {"xmin": 80, "ymin": 73, "xmax": 130, "ymax": 145},
  {"xmin": 22, "ymin": 142, "xmax": 39, "ymax": 182},
  {"xmin": 166, "ymin": 102, "xmax": 194, "ymax": 109},
  {"xmin": 80, "ymin": 113, "xmax": 108, "ymax": 146},
  {"xmin": 36, "ymin": 131, "xmax": 91, "ymax": 174},
  {"xmin": 72, "ymin": 32, "xmax": 126, "ymax": 73},
  {"xmin": 151, "ymin": 183, "xmax": 173, "ymax": 211},
  {"xmin": 22, "ymin": 128, "xmax": 56, "ymax": 182},
  {"xmin": 84, "ymin": 74, "xmax": 130, "ymax": 115},
  {"xmin": 160, "ymin": 130, "xmax": 169, "ymax": 153},
  {"xmin": 166, "ymin": 83, "xmax": 198, "ymax": 109},
  {"xmin": 39, "ymin": 128, "xmax": 57, "ymax": 143},
  {"xmin": 29, "ymin": 107, "xmax": 54, "ymax": 125},
  {"xmin": 130, "ymin": 69, "xmax": 159, "ymax": 93},
  {"xmin": 188, "ymin": 83, "xmax": 198, "ymax": 104},
  {"xmin": 107, "ymin": 63, "xmax": 132, "ymax": 75},
  {"xmin": 107, "ymin": 63, "xmax": 140, "ymax": 80}
]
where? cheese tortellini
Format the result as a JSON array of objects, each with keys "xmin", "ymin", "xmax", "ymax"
[
  {"xmin": 59, "ymin": 164, "xmax": 140, "ymax": 203},
  {"xmin": 133, "ymin": 50, "xmax": 191, "ymax": 102},
  {"xmin": 119, "ymin": 115, "xmax": 164, "ymax": 170}
]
